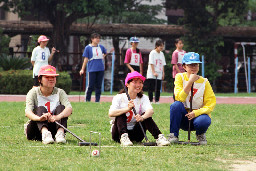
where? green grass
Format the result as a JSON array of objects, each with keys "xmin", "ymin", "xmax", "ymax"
[
  {"xmin": 69, "ymin": 90, "xmax": 256, "ymax": 97},
  {"xmin": 1, "ymin": 102, "xmax": 256, "ymax": 170}
]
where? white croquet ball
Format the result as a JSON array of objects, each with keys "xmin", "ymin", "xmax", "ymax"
[{"xmin": 91, "ymin": 150, "xmax": 100, "ymax": 157}]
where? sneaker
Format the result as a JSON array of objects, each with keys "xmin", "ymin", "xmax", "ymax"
[
  {"xmin": 168, "ymin": 133, "xmax": 179, "ymax": 143},
  {"xmin": 196, "ymin": 133, "xmax": 207, "ymax": 145},
  {"xmin": 156, "ymin": 134, "xmax": 170, "ymax": 146},
  {"xmin": 155, "ymin": 102, "xmax": 160, "ymax": 104},
  {"xmin": 110, "ymin": 120, "xmax": 114, "ymax": 133},
  {"xmin": 42, "ymin": 131, "xmax": 54, "ymax": 144},
  {"xmin": 120, "ymin": 133, "xmax": 133, "ymax": 146},
  {"xmin": 55, "ymin": 131, "xmax": 66, "ymax": 144},
  {"xmin": 24, "ymin": 120, "xmax": 30, "ymax": 137}
]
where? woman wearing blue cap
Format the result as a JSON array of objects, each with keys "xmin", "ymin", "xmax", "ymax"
[
  {"xmin": 168, "ymin": 52, "xmax": 216, "ymax": 145},
  {"xmin": 124, "ymin": 37, "xmax": 143, "ymax": 75}
]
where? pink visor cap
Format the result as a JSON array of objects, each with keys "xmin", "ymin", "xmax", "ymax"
[
  {"xmin": 125, "ymin": 71, "xmax": 146, "ymax": 85},
  {"xmin": 38, "ymin": 65, "xmax": 59, "ymax": 77},
  {"xmin": 38, "ymin": 35, "xmax": 49, "ymax": 43}
]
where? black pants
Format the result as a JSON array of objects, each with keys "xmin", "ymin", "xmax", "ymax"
[
  {"xmin": 125, "ymin": 65, "xmax": 140, "ymax": 75},
  {"xmin": 112, "ymin": 113, "xmax": 162, "ymax": 142},
  {"xmin": 147, "ymin": 78, "xmax": 162, "ymax": 102},
  {"xmin": 26, "ymin": 105, "xmax": 68, "ymax": 141}
]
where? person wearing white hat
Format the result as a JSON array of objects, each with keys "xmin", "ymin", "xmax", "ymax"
[{"xmin": 31, "ymin": 35, "xmax": 57, "ymax": 87}]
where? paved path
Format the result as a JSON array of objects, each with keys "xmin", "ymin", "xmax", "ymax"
[{"xmin": 1, "ymin": 95, "xmax": 256, "ymax": 104}]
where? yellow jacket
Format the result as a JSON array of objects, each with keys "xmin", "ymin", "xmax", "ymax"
[{"xmin": 174, "ymin": 73, "xmax": 216, "ymax": 117}]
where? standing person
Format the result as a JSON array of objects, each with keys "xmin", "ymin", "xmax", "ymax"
[
  {"xmin": 146, "ymin": 40, "xmax": 166, "ymax": 104},
  {"xmin": 79, "ymin": 33, "xmax": 107, "ymax": 102},
  {"xmin": 25, "ymin": 65, "xmax": 72, "ymax": 144},
  {"xmin": 168, "ymin": 52, "xmax": 216, "ymax": 145},
  {"xmin": 109, "ymin": 71, "xmax": 170, "ymax": 146},
  {"xmin": 124, "ymin": 37, "xmax": 143, "ymax": 75},
  {"xmin": 31, "ymin": 35, "xmax": 57, "ymax": 87},
  {"xmin": 171, "ymin": 38, "xmax": 186, "ymax": 100},
  {"xmin": 171, "ymin": 38, "xmax": 186, "ymax": 78}
]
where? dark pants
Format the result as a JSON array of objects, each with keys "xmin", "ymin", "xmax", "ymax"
[
  {"xmin": 126, "ymin": 65, "xmax": 140, "ymax": 75},
  {"xmin": 26, "ymin": 105, "xmax": 68, "ymax": 141},
  {"xmin": 170, "ymin": 101, "xmax": 211, "ymax": 137},
  {"xmin": 147, "ymin": 78, "xmax": 162, "ymax": 102},
  {"xmin": 86, "ymin": 71, "xmax": 104, "ymax": 102},
  {"xmin": 33, "ymin": 75, "xmax": 39, "ymax": 86},
  {"xmin": 112, "ymin": 113, "xmax": 162, "ymax": 142}
]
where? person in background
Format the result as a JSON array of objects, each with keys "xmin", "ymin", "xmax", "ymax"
[
  {"xmin": 124, "ymin": 37, "xmax": 143, "ymax": 75},
  {"xmin": 146, "ymin": 40, "xmax": 166, "ymax": 104},
  {"xmin": 31, "ymin": 35, "xmax": 57, "ymax": 87},
  {"xmin": 79, "ymin": 33, "xmax": 107, "ymax": 102}
]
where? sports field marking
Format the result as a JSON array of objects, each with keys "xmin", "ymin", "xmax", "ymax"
[
  {"xmin": 224, "ymin": 125, "xmax": 256, "ymax": 127},
  {"xmin": 27, "ymin": 145, "xmax": 168, "ymax": 148}
]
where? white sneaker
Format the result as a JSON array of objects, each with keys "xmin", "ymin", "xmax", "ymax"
[
  {"xmin": 155, "ymin": 102, "xmax": 160, "ymax": 104},
  {"xmin": 196, "ymin": 133, "xmax": 207, "ymax": 145},
  {"xmin": 120, "ymin": 133, "xmax": 133, "ymax": 146},
  {"xmin": 168, "ymin": 133, "xmax": 179, "ymax": 143},
  {"xmin": 156, "ymin": 134, "xmax": 170, "ymax": 146},
  {"xmin": 24, "ymin": 120, "xmax": 30, "ymax": 137},
  {"xmin": 42, "ymin": 131, "xmax": 54, "ymax": 144},
  {"xmin": 55, "ymin": 131, "xmax": 66, "ymax": 144}
]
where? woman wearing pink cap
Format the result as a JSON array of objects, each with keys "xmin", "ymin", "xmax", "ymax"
[
  {"xmin": 31, "ymin": 35, "xmax": 57, "ymax": 87},
  {"xmin": 108, "ymin": 71, "xmax": 170, "ymax": 146},
  {"xmin": 25, "ymin": 65, "xmax": 72, "ymax": 144}
]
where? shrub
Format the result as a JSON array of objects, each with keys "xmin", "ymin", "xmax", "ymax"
[
  {"xmin": 0, "ymin": 70, "xmax": 72, "ymax": 94},
  {"xmin": 0, "ymin": 54, "xmax": 31, "ymax": 70}
]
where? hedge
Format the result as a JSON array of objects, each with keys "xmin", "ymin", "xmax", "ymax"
[{"xmin": 0, "ymin": 70, "xmax": 72, "ymax": 94}]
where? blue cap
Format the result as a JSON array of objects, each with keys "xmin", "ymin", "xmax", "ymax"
[
  {"xmin": 182, "ymin": 52, "xmax": 202, "ymax": 64},
  {"xmin": 129, "ymin": 37, "xmax": 139, "ymax": 43}
]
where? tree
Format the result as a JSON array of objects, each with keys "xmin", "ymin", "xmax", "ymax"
[
  {"xmin": 1, "ymin": 0, "xmax": 165, "ymax": 67},
  {"xmin": 0, "ymin": 0, "xmax": 111, "ymax": 66},
  {"xmin": 166, "ymin": 0, "xmax": 248, "ymax": 85},
  {"xmin": 0, "ymin": 28, "xmax": 10, "ymax": 55}
]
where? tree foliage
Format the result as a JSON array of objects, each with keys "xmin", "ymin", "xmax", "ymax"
[
  {"xmin": 0, "ymin": 28, "xmax": 10, "ymax": 55},
  {"xmin": 0, "ymin": 0, "xmax": 165, "ymax": 66},
  {"xmin": 166, "ymin": 0, "xmax": 248, "ymax": 84}
]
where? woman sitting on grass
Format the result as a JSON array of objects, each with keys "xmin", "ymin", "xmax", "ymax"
[
  {"xmin": 24, "ymin": 65, "xmax": 72, "ymax": 144},
  {"xmin": 109, "ymin": 71, "xmax": 170, "ymax": 146}
]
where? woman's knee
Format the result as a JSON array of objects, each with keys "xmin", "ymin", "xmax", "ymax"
[
  {"xmin": 170, "ymin": 101, "xmax": 185, "ymax": 115},
  {"xmin": 194, "ymin": 115, "xmax": 211, "ymax": 129}
]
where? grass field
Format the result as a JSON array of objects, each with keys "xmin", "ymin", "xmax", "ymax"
[
  {"xmin": 69, "ymin": 91, "xmax": 256, "ymax": 97},
  {"xmin": 1, "ymin": 102, "xmax": 256, "ymax": 170}
]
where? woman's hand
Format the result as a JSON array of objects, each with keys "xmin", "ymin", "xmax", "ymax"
[
  {"xmin": 189, "ymin": 74, "xmax": 200, "ymax": 83},
  {"xmin": 127, "ymin": 100, "xmax": 135, "ymax": 110},
  {"xmin": 185, "ymin": 111, "xmax": 195, "ymax": 120},
  {"xmin": 153, "ymin": 72, "xmax": 158, "ymax": 77},
  {"xmin": 135, "ymin": 115, "xmax": 144, "ymax": 122},
  {"xmin": 39, "ymin": 113, "xmax": 51, "ymax": 122}
]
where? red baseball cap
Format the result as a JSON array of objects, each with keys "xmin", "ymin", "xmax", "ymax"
[
  {"xmin": 38, "ymin": 35, "xmax": 49, "ymax": 43},
  {"xmin": 125, "ymin": 71, "xmax": 145, "ymax": 85},
  {"xmin": 38, "ymin": 65, "xmax": 59, "ymax": 77}
]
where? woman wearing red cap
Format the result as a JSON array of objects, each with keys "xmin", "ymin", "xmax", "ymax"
[
  {"xmin": 25, "ymin": 65, "xmax": 72, "ymax": 144},
  {"xmin": 31, "ymin": 35, "xmax": 57, "ymax": 87},
  {"xmin": 108, "ymin": 71, "xmax": 170, "ymax": 146}
]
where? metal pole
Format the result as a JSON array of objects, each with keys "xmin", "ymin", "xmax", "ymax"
[
  {"xmin": 234, "ymin": 57, "xmax": 238, "ymax": 94},
  {"xmin": 241, "ymin": 43, "xmax": 249, "ymax": 92},
  {"xmin": 110, "ymin": 52, "xmax": 115, "ymax": 94},
  {"xmin": 202, "ymin": 55, "xmax": 205, "ymax": 77},
  {"xmin": 248, "ymin": 57, "xmax": 251, "ymax": 93}
]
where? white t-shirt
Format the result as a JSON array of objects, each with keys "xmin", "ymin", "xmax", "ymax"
[
  {"xmin": 109, "ymin": 93, "xmax": 153, "ymax": 130},
  {"xmin": 31, "ymin": 46, "xmax": 51, "ymax": 78},
  {"xmin": 146, "ymin": 50, "xmax": 166, "ymax": 80}
]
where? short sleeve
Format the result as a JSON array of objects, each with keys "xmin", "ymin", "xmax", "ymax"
[
  {"xmin": 100, "ymin": 45, "xmax": 107, "ymax": 54},
  {"xmin": 25, "ymin": 88, "xmax": 36, "ymax": 113},
  {"xmin": 124, "ymin": 49, "xmax": 132, "ymax": 64},
  {"xmin": 31, "ymin": 47, "xmax": 37, "ymax": 61},
  {"xmin": 139, "ymin": 51, "xmax": 143, "ymax": 64},
  {"xmin": 59, "ymin": 89, "xmax": 72, "ymax": 109},
  {"xmin": 162, "ymin": 53, "xmax": 166, "ymax": 66},
  {"xmin": 109, "ymin": 95, "xmax": 122, "ymax": 112},
  {"xmin": 148, "ymin": 51, "xmax": 155, "ymax": 65},
  {"xmin": 82, "ymin": 46, "xmax": 90, "ymax": 58},
  {"xmin": 141, "ymin": 95, "xmax": 153, "ymax": 113},
  {"xmin": 171, "ymin": 51, "xmax": 178, "ymax": 64}
]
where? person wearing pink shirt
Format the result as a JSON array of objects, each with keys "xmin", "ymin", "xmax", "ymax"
[
  {"xmin": 171, "ymin": 38, "xmax": 186, "ymax": 78},
  {"xmin": 124, "ymin": 37, "xmax": 143, "ymax": 75}
]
